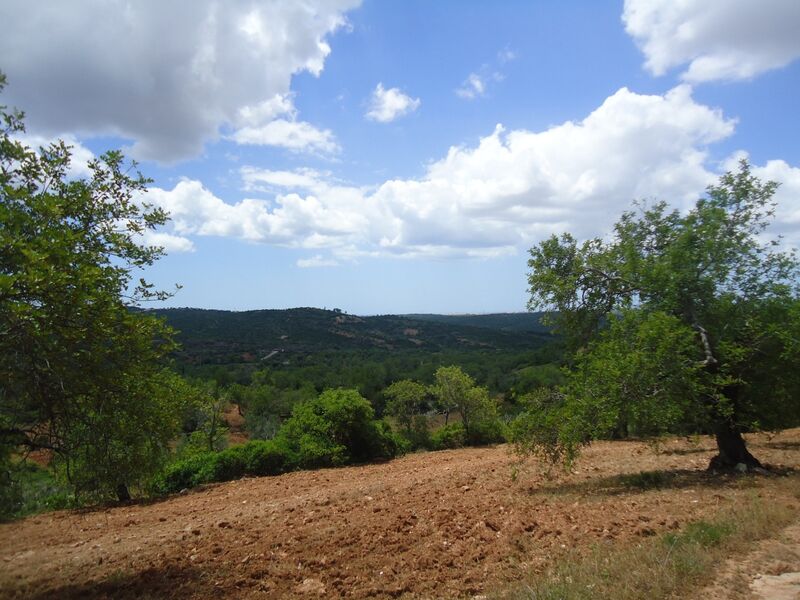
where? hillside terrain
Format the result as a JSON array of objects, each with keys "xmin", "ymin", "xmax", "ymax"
[
  {"xmin": 147, "ymin": 308, "xmax": 553, "ymax": 367},
  {"xmin": 2, "ymin": 430, "xmax": 799, "ymax": 599}
]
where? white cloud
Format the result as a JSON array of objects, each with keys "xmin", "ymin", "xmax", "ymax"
[
  {"xmin": 732, "ymin": 154, "xmax": 800, "ymax": 249},
  {"xmin": 365, "ymin": 83, "xmax": 421, "ymax": 123},
  {"xmin": 240, "ymin": 167, "xmax": 328, "ymax": 192},
  {"xmin": 15, "ymin": 133, "xmax": 95, "ymax": 179},
  {"xmin": 456, "ymin": 74, "xmax": 486, "ymax": 99},
  {"xmin": 0, "ymin": 1, "xmax": 360, "ymax": 162},
  {"xmin": 144, "ymin": 86, "xmax": 800, "ymax": 261},
  {"xmin": 297, "ymin": 255, "xmax": 340, "ymax": 268},
  {"xmin": 456, "ymin": 49, "xmax": 511, "ymax": 100},
  {"xmin": 623, "ymin": 0, "xmax": 800, "ymax": 82},
  {"xmin": 142, "ymin": 231, "xmax": 195, "ymax": 253},
  {"xmin": 231, "ymin": 119, "xmax": 339, "ymax": 154}
]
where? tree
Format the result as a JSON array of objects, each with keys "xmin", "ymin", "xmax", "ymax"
[
  {"xmin": 431, "ymin": 366, "xmax": 503, "ymax": 443},
  {"xmin": 431, "ymin": 366, "xmax": 474, "ymax": 426},
  {"xmin": 384, "ymin": 379, "xmax": 428, "ymax": 430},
  {"xmin": 523, "ymin": 161, "xmax": 800, "ymax": 470},
  {"xmin": 0, "ymin": 74, "xmax": 183, "ymax": 501}
]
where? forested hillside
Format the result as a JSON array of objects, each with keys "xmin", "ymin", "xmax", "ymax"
[{"xmin": 150, "ymin": 307, "xmax": 554, "ymax": 366}]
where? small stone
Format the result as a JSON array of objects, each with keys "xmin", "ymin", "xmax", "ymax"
[{"xmin": 295, "ymin": 577, "xmax": 326, "ymax": 595}]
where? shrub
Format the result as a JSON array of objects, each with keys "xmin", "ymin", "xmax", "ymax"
[
  {"xmin": 431, "ymin": 423, "xmax": 466, "ymax": 450},
  {"xmin": 242, "ymin": 439, "xmax": 293, "ymax": 475},
  {"xmin": 277, "ymin": 388, "xmax": 400, "ymax": 468},
  {"xmin": 465, "ymin": 417, "xmax": 507, "ymax": 446}
]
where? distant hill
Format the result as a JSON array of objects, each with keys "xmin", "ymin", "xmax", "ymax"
[
  {"xmin": 147, "ymin": 307, "xmax": 553, "ymax": 366},
  {"xmin": 403, "ymin": 312, "xmax": 550, "ymax": 334}
]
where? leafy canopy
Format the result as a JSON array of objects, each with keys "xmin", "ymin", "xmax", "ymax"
[
  {"xmin": 0, "ymin": 73, "xmax": 184, "ymax": 501},
  {"xmin": 520, "ymin": 161, "xmax": 800, "ymax": 466}
]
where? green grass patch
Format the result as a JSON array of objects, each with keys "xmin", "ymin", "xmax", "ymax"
[{"xmin": 498, "ymin": 478, "xmax": 798, "ymax": 600}]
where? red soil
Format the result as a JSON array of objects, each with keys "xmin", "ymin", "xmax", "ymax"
[{"xmin": 2, "ymin": 430, "xmax": 799, "ymax": 599}]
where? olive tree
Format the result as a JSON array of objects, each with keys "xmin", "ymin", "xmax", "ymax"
[{"xmin": 521, "ymin": 161, "xmax": 800, "ymax": 470}]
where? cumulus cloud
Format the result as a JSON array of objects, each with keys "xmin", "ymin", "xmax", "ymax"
[
  {"xmin": 365, "ymin": 84, "xmax": 421, "ymax": 123},
  {"xmin": 141, "ymin": 231, "xmax": 196, "ymax": 253},
  {"xmin": 15, "ymin": 133, "xmax": 95, "ymax": 179},
  {"xmin": 240, "ymin": 167, "xmax": 329, "ymax": 193},
  {"xmin": 0, "ymin": 0, "xmax": 360, "ymax": 162},
  {"xmin": 142, "ymin": 86, "xmax": 799, "ymax": 261},
  {"xmin": 231, "ymin": 119, "xmax": 339, "ymax": 153},
  {"xmin": 623, "ymin": 0, "xmax": 800, "ymax": 82}
]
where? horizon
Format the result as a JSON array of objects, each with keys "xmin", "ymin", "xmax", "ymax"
[
  {"xmin": 2, "ymin": 1, "xmax": 799, "ymax": 314},
  {"xmin": 143, "ymin": 305, "xmax": 542, "ymax": 318}
]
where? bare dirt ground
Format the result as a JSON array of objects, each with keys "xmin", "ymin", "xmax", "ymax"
[{"xmin": 2, "ymin": 430, "xmax": 800, "ymax": 599}]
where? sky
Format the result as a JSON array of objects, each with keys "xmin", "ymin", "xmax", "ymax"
[{"xmin": 2, "ymin": 0, "xmax": 799, "ymax": 315}]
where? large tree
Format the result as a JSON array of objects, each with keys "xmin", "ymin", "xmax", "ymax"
[
  {"xmin": 0, "ymin": 74, "xmax": 184, "ymax": 501},
  {"xmin": 523, "ymin": 161, "xmax": 800, "ymax": 470}
]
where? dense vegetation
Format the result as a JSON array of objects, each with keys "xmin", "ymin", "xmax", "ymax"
[{"xmin": 0, "ymin": 73, "xmax": 190, "ymax": 508}]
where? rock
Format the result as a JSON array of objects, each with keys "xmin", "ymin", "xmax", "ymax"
[
  {"xmin": 735, "ymin": 462, "xmax": 749, "ymax": 474},
  {"xmin": 296, "ymin": 577, "xmax": 326, "ymax": 595},
  {"xmin": 217, "ymin": 521, "xmax": 232, "ymax": 529}
]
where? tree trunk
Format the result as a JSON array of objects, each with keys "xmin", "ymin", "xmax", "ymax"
[
  {"xmin": 116, "ymin": 483, "xmax": 131, "ymax": 502},
  {"xmin": 708, "ymin": 422, "xmax": 762, "ymax": 471}
]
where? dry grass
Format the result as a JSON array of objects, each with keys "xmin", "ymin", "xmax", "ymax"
[{"xmin": 497, "ymin": 474, "xmax": 800, "ymax": 600}]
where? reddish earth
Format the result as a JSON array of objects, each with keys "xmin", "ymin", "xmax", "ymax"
[{"xmin": 2, "ymin": 430, "xmax": 800, "ymax": 599}]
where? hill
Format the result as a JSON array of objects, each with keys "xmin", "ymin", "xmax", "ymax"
[
  {"xmin": 403, "ymin": 311, "xmax": 550, "ymax": 334},
  {"xmin": 148, "ymin": 307, "xmax": 554, "ymax": 366}
]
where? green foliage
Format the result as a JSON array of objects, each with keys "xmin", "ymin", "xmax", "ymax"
[
  {"xmin": 176, "ymin": 380, "xmax": 229, "ymax": 455},
  {"xmin": 277, "ymin": 388, "xmax": 399, "ymax": 468},
  {"xmin": 384, "ymin": 379, "xmax": 428, "ymax": 430},
  {"xmin": 510, "ymin": 388, "xmax": 584, "ymax": 466},
  {"xmin": 0, "ymin": 74, "xmax": 183, "ymax": 501},
  {"xmin": 430, "ymin": 423, "xmax": 467, "ymax": 450},
  {"xmin": 431, "ymin": 365, "xmax": 506, "ymax": 444},
  {"xmin": 521, "ymin": 161, "xmax": 800, "ymax": 466},
  {"xmin": 0, "ymin": 460, "xmax": 74, "ymax": 520},
  {"xmin": 152, "ymin": 388, "xmax": 403, "ymax": 494},
  {"xmin": 152, "ymin": 440, "xmax": 293, "ymax": 495}
]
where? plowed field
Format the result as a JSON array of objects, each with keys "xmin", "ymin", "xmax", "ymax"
[{"xmin": 2, "ymin": 430, "xmax": 800, "ymax": 599}]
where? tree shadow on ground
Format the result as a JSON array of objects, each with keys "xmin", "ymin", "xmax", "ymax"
[
  {"xmin": 657, "ymin": 446, "xmax": 709, "ymax": 456},
  {"xmin": 25, "ymin": 563, "xmax": 223, "ymax": 600},
  {"xmin": 527, "ymin": 467, "xmax": 790, "ymax": 498},
  {"xmin": 762, "ymin": 440, "xmax": 800, "ymax": 451}
]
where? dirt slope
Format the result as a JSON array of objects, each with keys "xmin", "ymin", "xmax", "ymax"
[{"xmin": 2, "ymin": 431, "xmax": 800, "ymax": 599}]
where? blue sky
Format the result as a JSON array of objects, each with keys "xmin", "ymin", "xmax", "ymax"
[{"xmin": 2, "ymin": 1, "xmax": 799, "ymax": 314}]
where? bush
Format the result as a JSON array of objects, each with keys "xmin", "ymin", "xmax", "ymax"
[
  {"xmin": 153, "ymin": 439, "xmax": 297, "ymax": 495},
  {"xmin": 277, "ymin": 388, "xmax": 400, "ymax": 468},
  {"xmin": 152, "ymin": 388, "xmax": 403, "ymax": 495},
  {"xmin": 404, "ymin": 414, "xmax": 432, "ymax": 450},
  {"xmin": 242, "ymin": 439, "xmax": 293, "ymax": 475},
  {"xmin": 194, "ymin": 446, "xmax": 247, "ymax": 483},
  {"xmin": 431, "ymin": 423, "xmax": 466, "ymax": 450},
  {"xmin": 465, "ymin": 418, "xmax": 507, "ymax": 446}
]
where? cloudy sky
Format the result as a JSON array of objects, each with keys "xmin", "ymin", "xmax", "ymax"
[{"xmin": 2, "ymin": 0, "xmax": 799, "ymax": 314}]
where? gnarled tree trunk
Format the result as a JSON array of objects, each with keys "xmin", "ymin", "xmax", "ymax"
[{"xmin": 708, "ymin": 421, "xmax": 762, "ymax": 471}]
